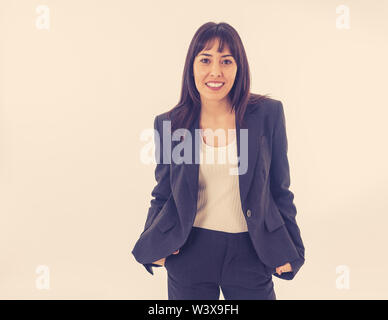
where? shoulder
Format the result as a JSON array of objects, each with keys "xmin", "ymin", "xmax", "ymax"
[
  {"xmin": 152, "ymin": 110, "xmax": 175, "ymax": 131},
  {"xmin": 246, "ymin": 97, "xmax": 283, "ymax": 123},
  {"xmin": 153, "ymin": 97, "xmax": 284, "ymax": 124},
  {"xmin": 154, "ymin": 106, "xmax": 182, "ymax": 125},
  {"xmin": 246, "ymin": 95, "xmax": 282, "ymax": 118}
]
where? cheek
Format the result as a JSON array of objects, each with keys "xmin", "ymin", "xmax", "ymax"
[
  {"xmin": 196, "ymin": 67, "xmax": 207, "ymax": 77},
  {"xmin": 194, "ymin": 72, "xmax": 207, "ymax": 85},
  {"xmin": 226, "ymin": 69, "xmax": 237, "ymax": 83}
]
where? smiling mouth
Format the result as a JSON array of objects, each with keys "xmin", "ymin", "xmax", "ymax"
[{"xmin": 205, "ymin": 82, "xmax": 225, "ymax": 88}]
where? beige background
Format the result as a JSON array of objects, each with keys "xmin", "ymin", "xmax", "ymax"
[{"xmin": 1, "ymin": 0, "xmax": 387, "ymax": 299}]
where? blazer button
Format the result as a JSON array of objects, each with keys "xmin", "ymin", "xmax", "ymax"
[{"xmin": 246, "ymin": 209, "xmax": 251, "ymax": 217}]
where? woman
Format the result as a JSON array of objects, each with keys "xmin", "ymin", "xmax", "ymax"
[{"xmin": 132, "ymin": 22, "xmax": 305, "ymax": 300}]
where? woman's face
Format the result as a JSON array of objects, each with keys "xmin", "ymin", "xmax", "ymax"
[{"xmin": 193, "ymin": 38, "xmax": 237, "ymax": 104}]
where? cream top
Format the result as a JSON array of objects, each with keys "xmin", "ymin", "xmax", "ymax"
[{"xmin": 193, "ymin": 129, "xmax": 248, "ymax": 233}]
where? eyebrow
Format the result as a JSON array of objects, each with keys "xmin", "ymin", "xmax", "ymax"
[{"xmin": 198, "ymin": 53, "xmax": 234, "ymax": 58}]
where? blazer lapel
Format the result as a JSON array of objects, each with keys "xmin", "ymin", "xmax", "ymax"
[
  {"xmin": 236, "ymin": 111, "xmax": 260, "ymax": 206},
  {"xmin": 182, "ymin": 114, "xmax": 200, "ymax": 203}
]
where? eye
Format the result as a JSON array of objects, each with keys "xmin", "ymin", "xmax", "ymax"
[{"xmin": 199, "ymin": 58, "xmax": 233, "ymax": 65}]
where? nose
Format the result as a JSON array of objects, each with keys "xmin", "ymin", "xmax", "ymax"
[{"xmin": 210, "ymin": 61, "xmax": 222, "ymax": 77}]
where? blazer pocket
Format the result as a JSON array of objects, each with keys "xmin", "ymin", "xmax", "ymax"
[{"xmin": 264, "ymin": 203, "xmax": 285, "ymax": 232}]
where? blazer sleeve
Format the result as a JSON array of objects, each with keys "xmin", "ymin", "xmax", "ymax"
[
  {"xmin": 143, "ymin": 115, "xmax": 172, "ymax": 231},
  {"xmin": 141, "ymin": 115, "xmax": 172, "ymax": 275},
  {"xmin": 270, "ymin": 101, "xmax": 305, "ymax": 280}
]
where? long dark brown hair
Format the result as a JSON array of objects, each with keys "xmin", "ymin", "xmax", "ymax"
[{"xmin": 166, "ymin": 21, "xmax": 270, "ymax": 132}]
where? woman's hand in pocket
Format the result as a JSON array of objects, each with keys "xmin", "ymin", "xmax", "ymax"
[
  {"xmin": 152, "ymin": 250, "xmax": 179, "ymax": 266},
  {"xmin": 275, "ymin": 262, "xmax": 292, "ymax": 275}
]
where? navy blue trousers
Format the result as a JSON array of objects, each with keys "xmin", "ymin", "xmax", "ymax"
[{"xmin": 164, "ymin": 227, "xmax": 276, "ymax": 300}]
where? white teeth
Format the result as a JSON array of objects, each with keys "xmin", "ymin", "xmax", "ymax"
[{"xmin": 206, "ymin": 82, "xmax": 224, "ymax": 88}]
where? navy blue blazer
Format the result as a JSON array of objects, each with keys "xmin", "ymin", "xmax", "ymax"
[{"xmin": 132, "ymin": 98, "xmax": 305, "ymax": 280}]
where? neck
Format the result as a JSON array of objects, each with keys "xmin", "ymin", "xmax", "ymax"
[{"xmin": 199, "ymin": 97, "xmax": 234, "ymax": 121}]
